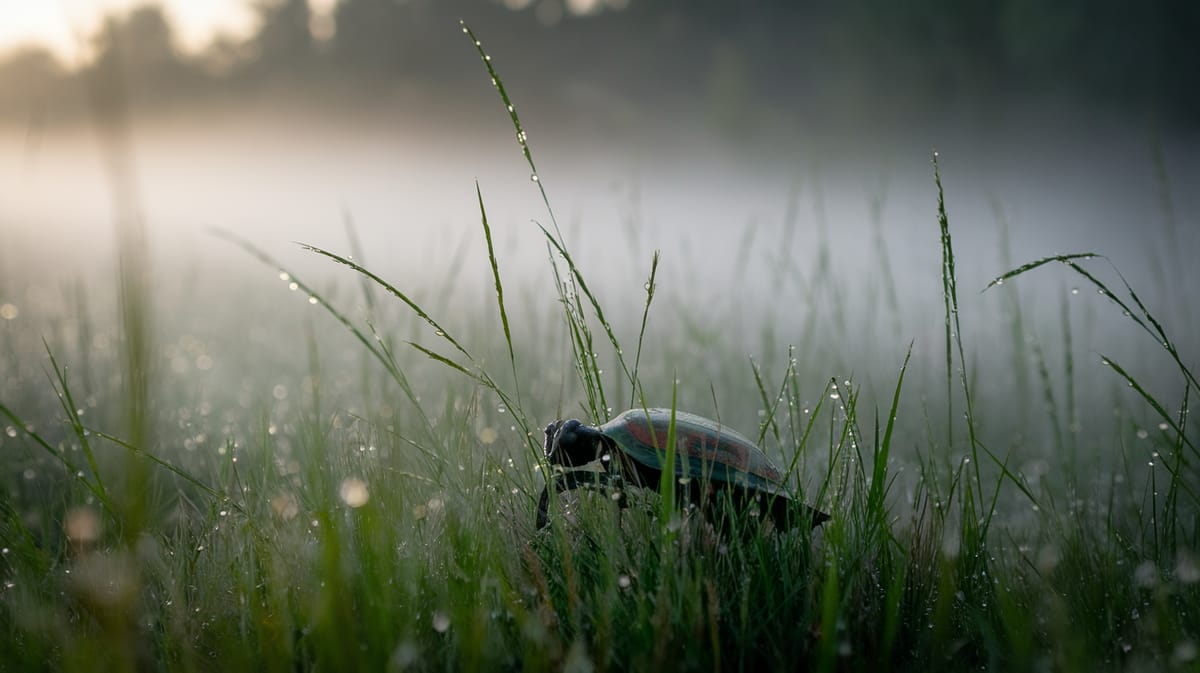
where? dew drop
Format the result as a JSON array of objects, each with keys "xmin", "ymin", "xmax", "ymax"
[
  {"xmin": 432, "ymin": 611, "xmax": 451, "ymax": 633},
  {"xmin": 340, "ymin": 477, "xmax": 369, "ymax": 508}
]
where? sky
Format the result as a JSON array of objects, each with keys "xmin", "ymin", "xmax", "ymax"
[{"xmin": 0, "ymin": 0, "xmax": 261, "ymax": 63}]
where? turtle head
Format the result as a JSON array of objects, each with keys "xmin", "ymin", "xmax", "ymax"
[{"xmin": 543, "ymin": 419, "xmax": 605, "ymax": 468}]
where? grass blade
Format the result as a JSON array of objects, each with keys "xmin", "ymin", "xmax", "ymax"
[
  {"xmin": 629, "ymin": 251, "xmax": 659, "ymax": 409},
  {"xmin": 983, "ymin": 253, "xmax": 1099, "ymax": 291},
  {"xmin": 477, "ymin": 182, "xmax": 521, "ymax": 410},
  {"xmin": 301, "ymin": 243, "xmax": 472, "ymax": 361},
  {"xmin": 867, "ymin": 343, "xmax": 912, "ymax": 519}
]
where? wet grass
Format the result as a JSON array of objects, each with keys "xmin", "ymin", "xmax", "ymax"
[{"xmin": 1, "ymin": 25, "xmax": 1198, "ymax": 673}]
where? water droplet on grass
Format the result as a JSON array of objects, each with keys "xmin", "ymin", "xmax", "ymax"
[
  {"xmin": 1177, "ymin": 552, "xmax": 1200, "ymax": 584},
  {"xmin": 1134, "ymin": 560, "xmax": 1158, "ymax": 588},
  {"xmin": 432, "ymin": 611, "xmax": 451, "ymax": 633},
  {"xmin": 1174, "ymin": 641, "xmax": 1198, "ymax": 664},
  {"xmin": 340, "ymin": 477, "xmax": 369, "ymax": 508}
]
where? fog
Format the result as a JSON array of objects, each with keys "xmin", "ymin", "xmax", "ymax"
[
  {"xmin": 1, "ymin": 0, "xmax": 1197, "ymax": 418},
  {"xmin": 2, "ymin": 95, "xmax": 1195, "ymax": 310}
]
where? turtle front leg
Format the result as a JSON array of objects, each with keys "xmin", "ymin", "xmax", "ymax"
[{"xmin": 535, "ymin": 469, "xmax": 626, "ymax": 530}]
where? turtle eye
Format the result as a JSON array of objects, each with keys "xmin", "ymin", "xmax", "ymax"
[{"xmin": 553, "ymin": 420, "xmax": 595, "ymax": 467}]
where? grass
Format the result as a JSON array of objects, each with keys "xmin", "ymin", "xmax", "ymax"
[{"xmin": 1, "ymin": 24, "xmax": 1198, "ymax": 673}]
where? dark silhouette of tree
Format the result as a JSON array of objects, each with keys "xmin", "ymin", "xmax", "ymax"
[
  {"xmin": 0, "ymin": 47, "xmax": 66, "ymax": 117},
  {"xmin": 245, "ymin": 0, "xmax": 319, "ymax": 80},
  {"xmin": 0, "ymin": 0, "xmax": 1196, "ymax": 123},
  {"xmin": 85, "ymin": 5, "xmax": 201, "ymax": 101}
]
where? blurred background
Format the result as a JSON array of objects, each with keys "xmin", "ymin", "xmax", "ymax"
[{"xmin": 0, "ymin": 0, "xmax": 1197, "ymax": 426}]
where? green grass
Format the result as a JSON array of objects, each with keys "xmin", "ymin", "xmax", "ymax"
[{"xmin": 1, "ymin": 25, "xmax": 1198, "ymax": 673}]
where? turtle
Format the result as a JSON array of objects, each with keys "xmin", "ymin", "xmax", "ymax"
[{"xmin": 536, "ymin": 408, "xmax": 829, "ymax": 530}]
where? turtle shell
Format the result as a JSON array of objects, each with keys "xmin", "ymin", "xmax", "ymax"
[{"xmin": 600, "ymin": 408, "xmax": 789, "ymax": 497}]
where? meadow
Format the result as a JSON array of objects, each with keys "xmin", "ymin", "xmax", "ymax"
[{"xmin": 1, "ymin": 27, "xmax": 1198, "ymax": 672}]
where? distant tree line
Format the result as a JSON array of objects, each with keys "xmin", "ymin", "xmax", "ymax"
[{"xmin": 0, "ymin": 0, "xmax": 1195, "ymax": 125}]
